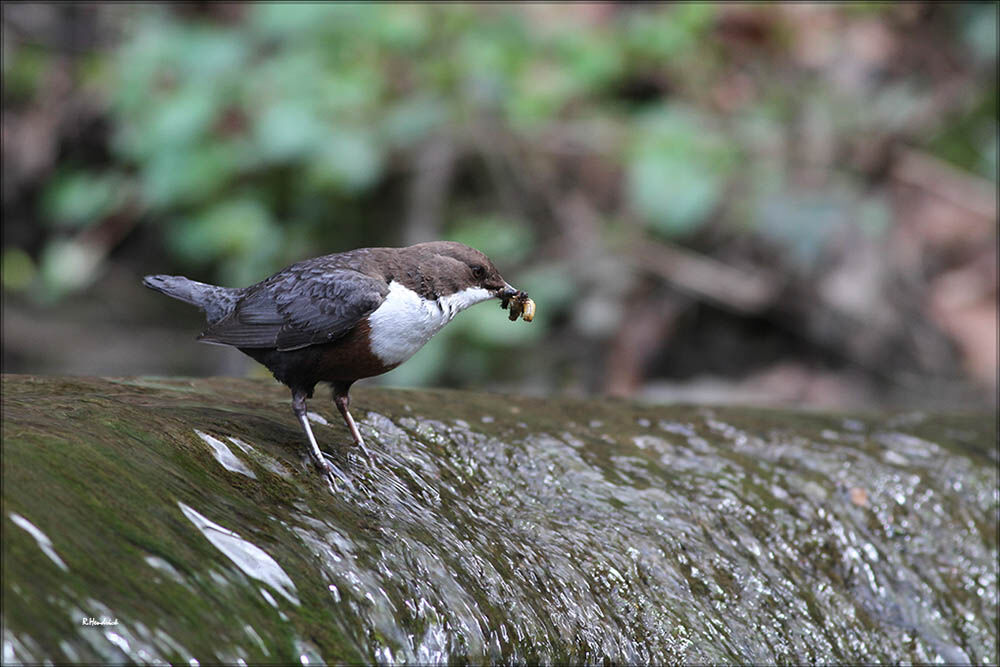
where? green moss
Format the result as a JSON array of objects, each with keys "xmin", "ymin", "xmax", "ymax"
[{"xmin": 1, "ymin": 375, "xmax": 996, "ymax": 664}]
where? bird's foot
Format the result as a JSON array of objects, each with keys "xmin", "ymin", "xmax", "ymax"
[
  {"xmin": 312, "ymin": 454, "xmax": 353, "ymax": 494},
  {"xmin": 332, "ymin": 394, "xmax": 375, "ymax": 469},
  {"xmin": 349, "ymin": 441, "xmax": 375, "ymax": 469}
]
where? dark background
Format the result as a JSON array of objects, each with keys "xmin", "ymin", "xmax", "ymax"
[{"xmin": 2, "ymin": 3, "xmax": 996, "ymax": 411}]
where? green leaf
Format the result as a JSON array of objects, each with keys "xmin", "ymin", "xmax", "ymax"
[
  {"xmin": 146, "ymin": 87, "xmax": 219, "ymax": 151},
  {"xmin": 627, "ymin": 106, "xmax": 738, "ymax": 237},
  {"xmin": 752, "ymin": 188, "xmax": 854, "ymax": 269},
  {"xmin": 448, "ymin": 216, "xmax": 534, "ymax": 264},
  {"xmin": 553, "ymin": 30, "xmax": 623, "ymax": 91},
  {"xmin": 4, "ymin": 45, "xmax": 50, "ymax": 101},
  {"xmin": 175, "ymin": 28, "xmax": 248, "ymax": 81},
  {"xmin": 141, "ymin": 145, "xmax": 238, "ymax": 208},
  {"xmin": 962, "ymin": 3, "xmax": 998, "ymax": 64},
  {"xmin": 1, "ymin": 248, "xmax": 36, "ymax": 292},
  {"xmin": 166, "ymin": 198, "xmax": 278, "ymax": 266},
  {"xmin": 507, "ymin": 63, "xmax": 575, "ymax": 128},
  {"xmin": 254, "ymin": 103, "xmax": 324, "ymax": 162},
  {"xmin": 380, "ymin": 97, "xmax": 448, "ymax": 148},
  {"xmin": 628, "ymin": 153, "xmax": 722, "ymax": 237},
  {"xmin": 624, "ymin": 4, "xmax": 717, "ymax": 61},
  {"xmin": 38, "ymin": 239, "xmax": 103, "ymax": 297},
  {"xmin": 306, "ymin": 131, "xmax": 383, "ymax": 192},
  {"xmin": 373, "ymin": 5, "xmax": 431, "ymax": 51},
  {"xmin": 249, "ymin": 3, "xmax": 366, "ymax": 40},
  {"xmin": 41, "ymin": 172, "xmax": 128, "ymax": 228}
]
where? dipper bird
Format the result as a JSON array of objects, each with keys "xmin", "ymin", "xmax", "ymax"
[{"xmin": 143, "ymin": 242, "xmax": 533, "ymax": 488}]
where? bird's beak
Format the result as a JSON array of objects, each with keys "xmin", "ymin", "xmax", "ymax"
[{"xmin": 497, "ymin": 283, "xmax": 519, "ymax": 299}]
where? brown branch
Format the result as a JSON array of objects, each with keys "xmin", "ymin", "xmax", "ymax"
[
  {"xmin": 892, "ymin": 148, "xmax": 997, "ymax": 223},
  {"xmin": 627, "ymin": 235, "xmax": 783, "ymax": 315}
]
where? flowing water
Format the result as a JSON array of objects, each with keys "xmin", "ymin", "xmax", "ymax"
[{"xmin": 2, "ymin": 375, "xmax": 996, "ymax": 664}]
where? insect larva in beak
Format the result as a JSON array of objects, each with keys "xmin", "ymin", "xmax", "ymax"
[{"xmin": 520, "ymin": 298, "xmax": 535, "ymax": 322}]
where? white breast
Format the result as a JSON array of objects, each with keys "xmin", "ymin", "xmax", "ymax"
[{"xmin": 367, "ymin": 281, "xmax": 493, "ymax": 366}]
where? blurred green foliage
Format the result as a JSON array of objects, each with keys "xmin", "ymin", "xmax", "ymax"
[
  {"xmin": 43, "ymin": 171, "xmax": 130, "ymax": 229},
  {"xmin": 4, "ymin": 3, "xmax": 997, "ymax": 390},
  {"xmin": 628, "ymin": 106, "xmax": 739, "ymax": 237},
  {"xmin": 24, "ymin": 4, "xmax": 996, "ymax": 279}
]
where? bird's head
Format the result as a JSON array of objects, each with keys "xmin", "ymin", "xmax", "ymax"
[{"xmin": 411, "ymin": 241, "xmax": 519, "ymax": 299}]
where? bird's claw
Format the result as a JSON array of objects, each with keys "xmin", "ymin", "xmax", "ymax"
[
  {"xmin": 315, "ymin": 456, "xmax": 353, "ymax": 494},
  {"xmin": 352, "ymin": 442, "xmax": 376, "ymax": 469}
]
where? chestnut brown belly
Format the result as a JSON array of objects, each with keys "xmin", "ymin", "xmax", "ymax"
[{"xmin": 239, "ymin": 319, "xmax": 395, "ymax": 394}]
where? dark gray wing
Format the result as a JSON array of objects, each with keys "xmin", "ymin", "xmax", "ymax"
[{"xmin": 198, "ymin": 268, "xmax": 388, "ymax": 351}]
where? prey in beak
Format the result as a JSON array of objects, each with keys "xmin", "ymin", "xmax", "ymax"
[{"xmin": 497, "ymin": 284, "xmax": 535, "ymax": 322}]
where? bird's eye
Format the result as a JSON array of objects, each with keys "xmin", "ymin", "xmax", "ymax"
[{"xmin": 471, "ymin": 265, "xmax": 485, "ymax": 279}]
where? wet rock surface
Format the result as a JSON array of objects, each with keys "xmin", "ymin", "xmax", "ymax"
[{"xmin": 2, "ymin": 375, "xmax": 997, "ymax": 664}]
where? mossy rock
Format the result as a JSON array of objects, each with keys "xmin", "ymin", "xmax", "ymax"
[{"xmin": 2, "ymin": 375, "xmax": 996, "ymax": 664}]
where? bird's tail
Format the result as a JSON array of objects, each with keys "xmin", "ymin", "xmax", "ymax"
[{"xmin": 142, "ymin": 275, "xmax": 239, "ymax": 325}]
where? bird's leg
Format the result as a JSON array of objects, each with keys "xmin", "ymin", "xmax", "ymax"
[
  {"xmin": 332, "ymin": 384, "xmax": 373, "ymax": 463},
  {"xmin": 291, "ymin": 390, "xmax": 343, "ymax": 490}
]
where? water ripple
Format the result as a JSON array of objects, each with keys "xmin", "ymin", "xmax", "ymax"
[
  {"xmin": 9, "ymin": 512, "xmax": 68, "ymax": 572},
  {"xmin": 194, "ymin": 430, "xmax": 256, "ymax": 479},
  {"xmin": 178, "ymin": 502, "xmax": 299, "ymax": 606}
]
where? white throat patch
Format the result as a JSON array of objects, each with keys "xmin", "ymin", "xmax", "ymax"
[{"xmin": 367, "ymin": 281, "xmax": 493, "ymax": 366}]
